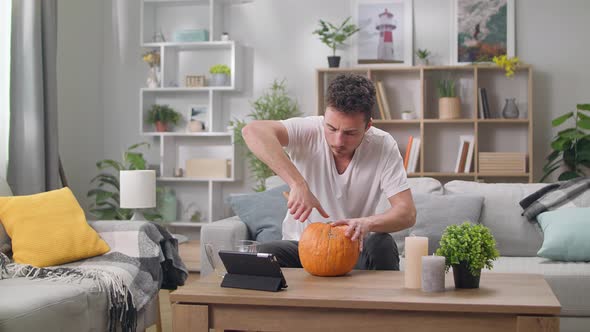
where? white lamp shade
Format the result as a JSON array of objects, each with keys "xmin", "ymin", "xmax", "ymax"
[{"xmin": 119, "ymin": 170, "xmax": 156, "ymax": 209}]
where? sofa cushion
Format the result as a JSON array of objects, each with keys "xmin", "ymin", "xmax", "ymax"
[
  {"xmin": 488, "ymin": 256, "xmax": 590, "ymax": 316},
  {"xmin": 444, "ymin": 180, "xmax": 548, "ymax": 256},
  {"xmin": 228, "ymin": 185, "xmax": 289, "ymax": 243},
  {"xmin": 0, "ymin": 277, "xmax": 108, "ymax": 331},
  {"xmin": 0, "ymin": 187, "xmax": 110, "ymax": 267},
  {"xmin": 392, "ymin": 194, "xmax": 484, "ymax": 256},
  {"xmin": 536, "ymin": 208, "xmax": 590, "ymax": 261}
]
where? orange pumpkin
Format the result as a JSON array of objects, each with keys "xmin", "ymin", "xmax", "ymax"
[{"xmin": 299, "ymin": 223, "xmax": 360, "ymax": 277}]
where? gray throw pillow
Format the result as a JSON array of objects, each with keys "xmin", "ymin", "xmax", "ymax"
[
  {"xmin": 228, "ymin": 184, "xmax": 289, "ymax": 243},
  {"xmin": 392, "ymin": 193, "xmax": 484, "ymax": 256},
  {"xmin": 0, "ymin": 223, "xmax": 10, "ymax": 255}
]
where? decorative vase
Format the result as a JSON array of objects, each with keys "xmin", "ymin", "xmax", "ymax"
[
  {"xmin": 438, "ymin": 97, "xmax": 461, "ymax": 119},
  {"xmin": 502, "ymin": 98, "xmax": 519, "ymax": 119},
  {"xmin": 452, "ymin": 261, "xmax": 481, "ymax": 289},
  {"xmin": 210, "ymin": 73, "xmax": 228, "ymax": 86},
  {"xmin": 155, "ymin": 121, "xmax": 168, "ymax": 132},
  {"xmin": 327, "ymin": 56, "xmax": 341, "ymax": 68},
  {"xmin": 401, "ymin": 111, "xmax": 417, "ymax": 120},
  {"xmin": 147, "ymin": 66, "xmax": 160, "ymax": 88},
  {"xmin": 158, "ymin": 187, "xmax": 177, "ymax": 222}
]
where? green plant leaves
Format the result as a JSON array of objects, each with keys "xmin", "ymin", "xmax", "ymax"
[
  {"xmin": 543, "ymin": 106, "xmax": 590, "ymax": 182},
  {"xmin": 313, "ymin": 17, "xmax": 359, "ymax": 56},
  {"xmin": 232, "ymin": 79, "xmax": 301, "ymax": 191},
  {"xmin": 435, "ymin": 222, "xmax": 499, "ymax": 276},
  {"xmin": 551, "ymin": 112, "xmax": 573, "ymax": 127}
]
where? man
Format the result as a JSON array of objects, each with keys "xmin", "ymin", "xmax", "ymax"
[{"xmin": 242, "ymin": 73, "xmax": 416, "ymax": 270}]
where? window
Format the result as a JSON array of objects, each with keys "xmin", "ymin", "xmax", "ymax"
[{"xmin": 0, "ymin": 0, "xmax": 11, "ymax": 178}]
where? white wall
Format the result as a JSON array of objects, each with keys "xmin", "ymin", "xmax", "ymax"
[
  {"xmin": 57, "ymin": 0, "xmax": 590, "ymax": 215},
  {"xmin": 0, "ymin": 0, "xmax": 11, "ymax": 179}
]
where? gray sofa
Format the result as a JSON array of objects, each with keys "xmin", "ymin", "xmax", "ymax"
[
  {"xmin": 0, "ymin": 178, "xmax": 160, "ymax": 332},
  {"xmin": 201, "ymin": 177, "xmax": 590, "ymax": 332}
]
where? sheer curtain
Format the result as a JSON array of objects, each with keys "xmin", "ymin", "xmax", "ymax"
[
  {"xmin": 0, "ymin": 0, "xmax": 11, "ymax": 179},
  {"xmin": 8, "ymin": 0, "xmax": 60, "ymax": 194}
]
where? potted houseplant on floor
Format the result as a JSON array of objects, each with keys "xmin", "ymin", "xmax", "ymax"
[
  {"xmin": 209, "ymin": 64, "xmax": 231, "ymax": 86},
  {"xmin": 437, "ymin": 79, "xmax": 460, "ymax": 119},
  {"xmin": 313, "ymin": 17, "xmax": 359, "ymax": 68},
  {"xmin": 435, "ymin": 222, "xmax": 499, "ymax": 289},
  {"xmin": 146, "ymin": 104, "xmax": 181, "ymax": 132}
]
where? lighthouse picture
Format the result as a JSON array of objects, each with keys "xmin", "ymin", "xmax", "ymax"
[
  {"xmin": 354, "ymin": 0, "xmax": 412, "ymax": 65},
  {"xmin": 376, "ymin": 8, "xmax": 395, "ymax": 61}
]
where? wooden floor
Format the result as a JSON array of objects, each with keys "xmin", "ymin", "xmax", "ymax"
[{"xmin": 147, "ymin": 239, "xmax": 200, "ymax": 332}]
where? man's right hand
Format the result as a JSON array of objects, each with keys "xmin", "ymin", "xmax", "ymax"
[{"xmin": 285, "ymin": 184, "xmax": 330, "ymax": 222}]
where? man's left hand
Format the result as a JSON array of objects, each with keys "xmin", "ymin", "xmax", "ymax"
[{"xmin": 331, "ymin": 218, "xmax": 371, "ymax": 252}]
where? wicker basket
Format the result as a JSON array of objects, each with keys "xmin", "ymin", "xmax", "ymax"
[{"xmin": 438, "ymin": 97, "xmax": 461, "ymax": 119}]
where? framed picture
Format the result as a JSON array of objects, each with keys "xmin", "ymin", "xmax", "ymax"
[
  {"xmin": 186, "ymin": 104, "xmax": 208, "ymax": 132},
  {"xmin": 351, "ymin": 0, "xmax": 414, "ymax": 66},
  {"xmin": 451, "ymin": 0, "xmax": 515, "ymax": 64}
]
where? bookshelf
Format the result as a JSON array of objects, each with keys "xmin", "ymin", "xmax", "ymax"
[{"xmin": 316, "ymin": 65, "xmax": 533, "ymax": 183}]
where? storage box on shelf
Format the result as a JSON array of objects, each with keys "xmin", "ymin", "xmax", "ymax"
[
  {"xmin": 316, "ymin": 65, "xmax": 533, "ymax": 183},
  {"xmin": 139, "ymin": 0, "xmax": 251, "ymax": 234}
]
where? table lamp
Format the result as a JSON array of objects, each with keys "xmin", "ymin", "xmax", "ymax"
[{"xmin": 120, "ymin": 170, "xmax": 156, "ymax": 220}]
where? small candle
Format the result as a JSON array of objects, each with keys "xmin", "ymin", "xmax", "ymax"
[
  {"xmin": 404, "ymin": 236, "xmax": 428, "ymax": 289},
  {"xmin": 421, "ymin": 255, "xmax": 445, "ymax": 292}
]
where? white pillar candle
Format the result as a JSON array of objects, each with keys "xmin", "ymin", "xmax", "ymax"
[
  {"xmin": 421, "ymin": 255, "xmax": 445, "ymax": 292},
  {"xmin": 404, "ymin": 236, "xmax": 428, "ymax": 289}
]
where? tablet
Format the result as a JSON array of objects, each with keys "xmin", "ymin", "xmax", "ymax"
[{"xmin": 218, "ymin": 250, "xmax": 288, "ymax": 291}]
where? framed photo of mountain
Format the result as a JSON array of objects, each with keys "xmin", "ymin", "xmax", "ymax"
[{"xmin": 451, "ymin": 0, "xmax": 515, "ymax": 64}]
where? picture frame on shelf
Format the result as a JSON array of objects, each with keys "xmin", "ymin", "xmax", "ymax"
[
  {"xmin": 450, "ymin": 0, "xmax": 515, "ymax": 65},
  {"xmin": 186, "ymin": 104, "xmax": 208, "ymax": 132},
  {"xmin": 351, "ymin": 0, "xmax": 414, "ymax": 66}
]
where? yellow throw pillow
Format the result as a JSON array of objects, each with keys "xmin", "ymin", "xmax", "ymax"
[{"xmin": 0, "ymin": 187, "xmax": 110, "ymax": 267}]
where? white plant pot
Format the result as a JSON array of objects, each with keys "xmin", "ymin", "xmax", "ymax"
[
  {"xmin": 210, "ymin": 73, "xmax": 229, "ymax": 86},
  {"xmin": 401, "ymin": 112, "xmax": 416, "ymax": 120}
]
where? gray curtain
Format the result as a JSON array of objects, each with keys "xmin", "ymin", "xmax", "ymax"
[{"xmin": 8, "ymin": 0, "xmax": 60, "ymax": 195}]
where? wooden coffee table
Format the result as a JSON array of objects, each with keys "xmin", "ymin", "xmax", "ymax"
[{"xmin": 170, "ymin": 269, "xmax": 560, "ymax": 332}]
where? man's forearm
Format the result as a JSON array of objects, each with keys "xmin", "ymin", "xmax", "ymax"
[
  {"xmin": 366, "ymin": 202, "xmax": 416, "ymax": 233},
  {"xmin": 242, "ymin": 123, "xmax": 306, "ymax": 189}
]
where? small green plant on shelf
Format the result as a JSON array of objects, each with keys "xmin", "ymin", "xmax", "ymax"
[
  {"xmin": 146, "ymin": 104, "xmax": 180, "ymax": 132},
  {"xmin": 435, "ymin": 222, "xmax": 500, "ymax": 276},
  {"xmin": 209, "ymin": 64, "xmax": 231, "ymax": 76},
  {"xmin": 541, "ymin": 103, "xmax": 590, "ymax": 182},
  {"xmin": 436, "ymin": 79, "xmax": 457, "ymax": 98},
  {"xmin": 415, "ymin": 48, "xmax": 431, "ymax": 65},
  {"xmin": 230, "ymin": 79, "xmax": 302, "ymax": 192},
  {"xmin": 87, "ymin": 142, "xmax": 162, "ymax": 221}
]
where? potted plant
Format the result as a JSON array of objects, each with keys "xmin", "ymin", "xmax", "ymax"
[
  {"xmin": 146, "ymin": 104, "xmax": 180, "ymax": 132},
  {"xmin": 142, "ymin": 49, "xmax": 161, "ymax": 88},
  {"xmin": 230, "ymin": 79, "xmax": 301, "ymax": 191},
  {"xmin": 435, "ymin": 222, "xmax": 499, "ymax": 289},
  {"xmin": 312, "ymin": 17, "xmax": 359, "ymax": 68},
  {"xmin": 492, "ymin": 55, "xmax": 520, "ymax": 78},
  {"xmin": 437, "ymin": 79, "xmax": 460, "ymax": 119},
  {"xmin": 401, "ymin": 110, "xmax": 417, "ymax": 120},
  {"xmin": 415, "ymin": 48, "xmax": 431, "ymax": 65},
  {"xmin": 209, "ymin": 64, "xmax": 231, "ymax": 86},
  {"xmin": 541, "ymin": 103, "xmax": 590, "ymax": 181}
]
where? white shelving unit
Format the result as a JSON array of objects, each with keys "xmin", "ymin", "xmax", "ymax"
[{"xmin": 139, "ymin": 0, "xmax": 251, "ymax": 228}]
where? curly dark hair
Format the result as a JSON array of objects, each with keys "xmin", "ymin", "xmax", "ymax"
[{"xmin": 325, "ymin": 73, "xmax": 375, "ymax": 123}]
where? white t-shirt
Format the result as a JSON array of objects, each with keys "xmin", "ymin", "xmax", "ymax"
[{"xmin": 280, "ymin": 116, "xmax": 409, "ymax": 241}]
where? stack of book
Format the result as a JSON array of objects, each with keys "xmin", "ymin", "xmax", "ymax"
[
  {"xmin": 403, "ymin": 136, "xmax": 421, "ymax": 174},
  {"xmin": 478, "ymin": 88, "xmax": 491, "ymax": 119},
  {"xmin": 479, "ymin": 152, "xmax": 526, "ymax": 173},
  {"xmin": 454, "ymin": 135, "xmax": 474, "ymax": 173}
]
